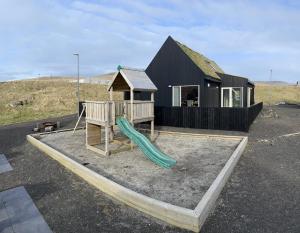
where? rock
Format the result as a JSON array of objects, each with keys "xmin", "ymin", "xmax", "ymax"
[
  {"xmin": 261, "ymin": 108, "xmax": 279, "ymax": 118},
  {"xmin": 45, "ymin": 126, "xmax": 54, "ymax": 132},
  {"xmin": 33, "ymin": 127, "xmax": 40, "ymax": 132},
  {"xmin": 8, "ymin": 97, "xmax": 33, "ymax": 108},
  {"xmin": 9, "ymin": 100, "xmax": 23, "ymax": 108}
]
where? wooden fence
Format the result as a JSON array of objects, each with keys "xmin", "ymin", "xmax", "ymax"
[{"xmin": 154, "ymin": 102, "xmax": 263, "ymax": 132}]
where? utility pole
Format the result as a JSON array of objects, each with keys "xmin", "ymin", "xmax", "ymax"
[
  {"xmin": 73, "ymin": 53, "xmax": 80, "ymax": 117},
  {"xmin": 269, "ymin": 69, "xmax": 273, "ymax": 106}
]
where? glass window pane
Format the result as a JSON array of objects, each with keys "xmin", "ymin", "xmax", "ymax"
[
  {"xmin": 173, "ymin": 86, "xmax": 180, "ymax": 106},
  {"xmin": 223, "ymin": 89, "xmax": 230, "ymax": 107},
  {"xmin": 181, "ymin": 86, "xmax": 199, "ymax": 107},
  {"xmin": 232, "ymin": 88, "xmax": 242, "ymax": 107}
]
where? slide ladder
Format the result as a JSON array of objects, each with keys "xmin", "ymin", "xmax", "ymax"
[{"xmin": 116, "ymin": 117, "xmax": 176, "ymax": 168}]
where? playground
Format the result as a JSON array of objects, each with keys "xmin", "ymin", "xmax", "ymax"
[
  {"xmin": 27, "ymin": 67, "xmax": 248, "ymax": 232},
  {"xmin": 37, "ymin": 128, "xmax": 241, "ymax": 209}
]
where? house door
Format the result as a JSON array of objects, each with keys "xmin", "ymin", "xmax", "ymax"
[{"xmin": 221, "ymin": 88, "xmax": 231, "ymax": 107}]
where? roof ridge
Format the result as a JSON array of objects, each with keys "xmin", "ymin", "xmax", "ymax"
[{"xmin": 117, "ymin": 65, "xmax": 145, "ymax": 72}]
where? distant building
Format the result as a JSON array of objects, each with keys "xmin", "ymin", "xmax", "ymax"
[{"xmin": 69, "ymin": 78, "xmax": 86, "ymax": 83}]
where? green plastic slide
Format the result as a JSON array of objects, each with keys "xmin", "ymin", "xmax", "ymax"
[{"xmin": 116, "ymin": 117, "xmax": 176, "ymax": 168}]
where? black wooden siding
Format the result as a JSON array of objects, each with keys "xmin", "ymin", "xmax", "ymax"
[
  {"xmin": 145, "ymin": 36, "xmax": 255, "ymax": 108},
  {"xmin": 145, "ymin": 36, "xmax": 221, "ymax": 107},
  {"xmin": 154, "ymin": 102, "xmax": 263, "ymax": 132},
  {"xmin": 218, "ymin": 73, "xmax": 255, "ymax": 107}
]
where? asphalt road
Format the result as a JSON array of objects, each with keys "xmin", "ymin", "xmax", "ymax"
[{"xmin": 0, "ymin": 106, "xmax": 299, "ymax": 233}]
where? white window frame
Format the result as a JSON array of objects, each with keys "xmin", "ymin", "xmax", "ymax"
[
  {"xmin": 221, "ymin": 87, "xmax": 243, "ymax": 107},
  {"xmin": 247, "ymin": 87, "xmax": 253, "ymax": 107},
  {"xmin": 172, "ymin": 86, "xmax": 181, "ymax": 106},
  {"xmin": 172, "ymin": 85, "xmax": 200, "ymax": 107}
]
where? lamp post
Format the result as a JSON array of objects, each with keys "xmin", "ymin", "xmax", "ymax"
[{"xmin": 73, "ymin": 53, "xmax": 80, "ymax": 117}]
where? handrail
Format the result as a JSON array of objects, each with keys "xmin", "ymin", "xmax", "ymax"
[{"xmin": 85, "ymin": 100, "xmax": 154, "ymax": 124}]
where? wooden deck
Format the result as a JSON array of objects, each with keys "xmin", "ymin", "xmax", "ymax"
[
  {"xmin": 85, "ymin": 100, "xmax": 154, "ymax": 126},
  {"xmin": 84, "ymin": 100, "xmax": 154, "ymax": 156}
]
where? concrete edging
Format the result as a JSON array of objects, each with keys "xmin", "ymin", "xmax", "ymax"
[
  {"xmin": 194, "ymin": 137, "xmax": 248, "ymax": 229},
  {"xmin": 27, "ymin": 130, "xmax": 248, "ymax": 232}
]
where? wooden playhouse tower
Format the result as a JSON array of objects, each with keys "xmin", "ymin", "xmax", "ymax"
[{"xmin": 85, "ymin": 67, "xmax": 157, "ymax": 156}]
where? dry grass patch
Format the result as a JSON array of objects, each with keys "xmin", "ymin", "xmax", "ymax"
[
  {"xmin": 255, "ymin": 84, "xmax": 300, "ymax": 105},
  {"xmin": 0, "ymin": 80, "xmax": 122, "ymax": 125}
]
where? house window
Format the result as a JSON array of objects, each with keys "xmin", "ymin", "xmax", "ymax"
[
  {"xmin": 247, "ymin": 87, "xmax": 253, "ymax": 107},
  {"xmin": 172, "ymin": 85, "xmax": 200, "ymax": 107},
  {"xmin": 221, "ymin": 87, "xmax": 243, "ymax": 107}
]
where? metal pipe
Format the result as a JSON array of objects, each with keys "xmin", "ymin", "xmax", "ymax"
[{"xmin": 73, "ymin": 53, "xmax": 80, "ymax": 117}]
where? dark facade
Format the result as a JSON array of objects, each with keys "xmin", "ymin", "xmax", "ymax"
[
  {"xmin": 218, "ymin": 73, "xmax": 255, "ymax": 107},
  {"xmin": 145, "ymin": 36, "xmax": 222, "ymax": 107},
  {"xmin": 144, "ymin": 36, "xmax": 255, "ymax": 108}
]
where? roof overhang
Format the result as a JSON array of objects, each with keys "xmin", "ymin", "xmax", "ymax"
[
  {"xmin": 248, "ymin": 80, "xmax": 255, "ymax": 86},
  {"xmin": 205, "ymin": 75, "xmax": 222, "ymax": 83}
]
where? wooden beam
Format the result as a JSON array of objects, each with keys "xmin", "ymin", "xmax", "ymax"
[
  {"xmin": 130, "ymin": 89, "xmax": 134, "ymax": 124},
  {"xmin": 151, "ymin": 92, "xmax": 154, "ymax": 139}
]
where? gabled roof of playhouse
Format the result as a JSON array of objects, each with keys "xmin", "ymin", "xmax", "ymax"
[{"xmin": 108, "ymin": 66, "xmax": 157, "ymax": 92}]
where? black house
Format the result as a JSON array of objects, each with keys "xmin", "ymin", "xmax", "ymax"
[
  {"xmin": 122, "ymin": 36, "xmax": 262, "ymax": 131},
  {"xmin": 145, "ymin": 36, "xmax": 255, "ymax": 108}
]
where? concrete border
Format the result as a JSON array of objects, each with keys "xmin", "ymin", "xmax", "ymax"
[{"xmin": 27, "ymin": 129, "xmax": 247, "ymax": 232}]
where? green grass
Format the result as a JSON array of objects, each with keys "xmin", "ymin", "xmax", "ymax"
[{"xmin": 176, "ymin": 40, "xmax": 223, "ymax": 80}]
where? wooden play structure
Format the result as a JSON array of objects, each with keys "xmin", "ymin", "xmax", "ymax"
[{"xmin": 85, "ymin": 67, "xmax": 157, "ymax": 156}]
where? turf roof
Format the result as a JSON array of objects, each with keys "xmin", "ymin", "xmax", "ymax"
[{"xmin": 176, "ymin": 40, "xmax": 224, "ymax": 80}]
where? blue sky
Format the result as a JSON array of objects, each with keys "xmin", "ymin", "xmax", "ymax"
[{"xmin": 0, "ymin": 0, "xmax": 300, "ymax": 83}]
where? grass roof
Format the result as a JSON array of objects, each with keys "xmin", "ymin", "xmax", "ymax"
[{"xmin": 176, "ymin": 41, "xmax": 224, "ymax": 80}]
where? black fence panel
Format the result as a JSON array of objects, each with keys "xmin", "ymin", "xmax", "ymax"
[
  {"xmin": 77, "ymin": 101, "xmax": 263, "ymax": 132},
  {"xmin": 155, "ymin": 102, "xmax": 263, "ymax": 132},
  {"xmin": 246, "ymin": 102, "xmax": 263, "ymax": 131}
]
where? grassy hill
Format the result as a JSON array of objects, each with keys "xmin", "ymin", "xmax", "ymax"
[
  {"xmin": 0, "ymin": 79, "xmax": 122, "ymax": 126},
  {"xmin": 255, "ymin": 84, "xmax": 300, "ymax": 105},
  {"xmin": 0, "ymin": 79, "xmax": 299, "ymax": 126}
]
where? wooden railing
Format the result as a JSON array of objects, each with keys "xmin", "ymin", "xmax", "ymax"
[
  {"xmin": 114, "ymin": 101, "xmax": 125, "ymax": 117},
  {"xmin": 125, "ymin": 101, "xmax": 154, "ymax": 122},
  {"xmin": 85, "ymin": 101, "xmax": 115, "ymax": 125},
  {"xmin": 85, "ymin": 100, "xmax": 154, "ymax": 125}
]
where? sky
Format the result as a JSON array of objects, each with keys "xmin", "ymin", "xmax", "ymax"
[{"xmin": 0, "ymin": 0, "xmax": 300, "ymax": 83}]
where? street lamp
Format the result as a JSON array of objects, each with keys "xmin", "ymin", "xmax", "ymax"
[{"xmin": 73, "ymin": 53, "xmax": 80, "ymax": 117}]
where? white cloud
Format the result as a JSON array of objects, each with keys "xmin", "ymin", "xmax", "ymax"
[{"xmin": 0, "ymin": 0, "xmax": 299, "ymax": 83}]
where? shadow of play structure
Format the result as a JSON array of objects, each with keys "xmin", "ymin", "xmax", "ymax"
[{"xmin": 82, "ymin": 66, "xmax": 176, "ymax": 168}]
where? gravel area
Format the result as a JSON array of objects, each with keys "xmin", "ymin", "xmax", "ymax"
[
  {"xmin": 0, "ymin": 105, "xmax": 299, "ymax": 233},
  {"xmin": 39, "ymin": 129, "xmax": 240, "ymax": 209}
]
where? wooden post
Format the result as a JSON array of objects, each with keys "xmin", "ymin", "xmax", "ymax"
[
  {"xmin": 151, "ymin": 92, "xmax": 154, "ymax": 140},
  {"xmin": 130, "ymin": 89, "xmax": 134, "ymax": 124},
  {"xmin": 124, "ymin": 101, "xmax": 128, "ymax": 118},
  {"xmin": 109, "ymin": 88, "xmax": 114, "ymax": 141},
  {"xmin": 105, "ymin": 125, "xmax": 109, "ymax": 155},
  {"xmin": 130, "ymin": 89, "xmax": 134, "ymax": 149},
  {"xmin": 105, "ymin": 102, "xmax": 110, "ymax": 155}
]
